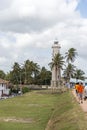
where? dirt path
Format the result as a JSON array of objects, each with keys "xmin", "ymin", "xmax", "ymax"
[{"xmin": 72, "ymin": 89, "xmax": 87, "ymax": 112}]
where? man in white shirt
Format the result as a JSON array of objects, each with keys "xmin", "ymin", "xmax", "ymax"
[{"xmin": 84, "ymin": 85, "xmax": 87, "ymax": 100}]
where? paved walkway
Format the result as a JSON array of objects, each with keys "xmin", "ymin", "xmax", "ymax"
[{"xmin": 72, "ymin": 89, "xmax": 87, "ymax": 112}]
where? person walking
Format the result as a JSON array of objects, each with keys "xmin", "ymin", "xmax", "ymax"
[
  {"xmin": 77, "ymin": 82, "xmax": 84, "ymax": 104},
  {"xmin": 84, "ymin": 84, "xmax": 87, "ymax": 100},
  {"xmin": 75, "ymin": 82, "xmax": 79, "ymax": 96}
]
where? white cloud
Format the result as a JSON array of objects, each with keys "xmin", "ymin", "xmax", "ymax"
[
  {"xmin": 0, "ymin": 0, "xmax": 80, "ymax": 33},
  {"xmin": 0, "ymin": 0, "xmax": 87, "ymax": 76},
  {"xmin": 0, "ymin": 57, "xmax": 7, "ymax": 63},
  {"xmin": 14, "ymin": 33, "xmax": 32, "ymax": 48}
]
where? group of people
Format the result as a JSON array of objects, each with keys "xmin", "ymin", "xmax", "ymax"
[{"xmin": 75, "ymin": 82, "xmax": 87, "ymax": 104}]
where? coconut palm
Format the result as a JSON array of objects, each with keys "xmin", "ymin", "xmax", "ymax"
[
  {"xmin": 74, "ymin": 69, "xmax": 85, "ymax": 82},
  {"xmin": 10, "ymin": 62, "xmax": 21, "ymax": 84},
  {"xmin": 49, "ymin": 53, "xmax": 65, "ymax": 86},
  {"xmin": 65, "ymin": 48, "xmax": 78, "ymax": 64},
  {"xmin": 23, "ymin": 60, "xmax": 40, "ymax": 84},
  {"xmin": 31, "ymin": 62, "xmax": 40, "ymax": 84},
  {"xmin": 38, "ymin": 67, "xmax": 51, "ymax": 85},
  {"xmin": 65, "ymin": 48, "xmax": 78, "ymax": 82},
  {"xmin": 63, "ymin": 63, "xmax": 76, "ymax": 81},
  {"xmin": 50, "ymin": 53, "xmax": 64, "ymax": 69}
]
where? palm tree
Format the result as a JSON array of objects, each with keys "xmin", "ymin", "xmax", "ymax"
[
  {"xmin": 0, "ymin": 70, "xmax": 6, "ymax": 79},
  {"xmin": 63, "ymin": 63, "xmax": 76, "ymax": 81},
  {"xmin": 49, "ymin": 53, "xmax": 64, "ymax": 87},
  {"xmin": 31, "ymin": 62, "xmax": 40, "ymax": 84},
  {"xmin": 23, "ymin": 60, "xmax": 40, "ymax": 84},
  {"xmin": 31, "ymin": 63, "xmax": 40, "ymax": 78},
  {"xmin": 10, "ymin": 62, "xmax": 21, "ymax": 84},
  {"xmin": 65, "ymin": 48, "xmax": 78, "ymax": 82},
  {"xmin": 65, "ymin": 48, "xmax": 78, "ymax": 64},
  {"xmin": 74, "ymin": 69, "xmax": 85, "ymax": 82},
  {"xmin": 38, "ymin": 67, "xmax": 49, "ymax": 85}
]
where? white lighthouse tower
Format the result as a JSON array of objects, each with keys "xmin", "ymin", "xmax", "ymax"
[{"xmin": 51, "ymin": 40, "xmax": 61, "ymax": 88}]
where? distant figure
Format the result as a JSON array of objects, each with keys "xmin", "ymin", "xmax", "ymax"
[
  {"xmin": 77, "ymin": 82, "xmax": 84, "ymax": 104},
  {"xmin": 70, "ymin": 83, "xmax": 73, "ymax": 88},
  {"xmin": 84, "ymin": 85, "xmax": 87, "ymax": 100},
  {"xmin": 65, "ymin": 82, "xmax": 70, "ymax": 90},
  {"xmin": 75, "ymin": 82, "xmax": 79, "ymax": 96}
]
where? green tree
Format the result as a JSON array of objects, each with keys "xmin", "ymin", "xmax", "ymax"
[
  {"xmin": 31, "ymin": 62, "xmax": 40, "ymax": 84},
  {"xmin": 49, "ymin": 53, "xmax": 64, "ymax": 86},
  {"xmin": 10, "ymin": 62, "xmax": 21, "ymax": 84},
  {"xmin": 5, "ymin": 72, "xmax": 11, "ymax": 81},
  {"xmin": 0, "ymin": 70, "xmax": 6, "ymax": 79},
  {"xmin": 38, "ymin": 67, "xmax": 51, "ymax": 85},
  {"xmin": 23, "ymin": 60, "xmax": 33, "ymax": 84},
  {"xmin": 63, "ymin": 63, "xmax": 76, "ymax": 81},
  {"xmin": 74, "ymin": 69, "xmax": 85, "ymax": 82},
  {"xmin": 65, "ymin": 48, "xmax": 78, "ymax": 64},
  {"xmin": 23, "ymin": 60, "xmax": 40, "ymax": 84},
  {"xmin": 65, "ymin": 48, "xmax": 78, "ymax": 82}
]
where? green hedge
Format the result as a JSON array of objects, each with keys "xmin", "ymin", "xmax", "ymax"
[{"xmin": 22, "ymin": 87, "xmax": 29, "ymax": 94}]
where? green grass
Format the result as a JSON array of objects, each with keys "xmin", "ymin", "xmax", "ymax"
[
  {"xmin": 0, "ymin": 90, "xmax": 87, "ymax": 130},
  {"xmin": 46, "ymin": 90, "xmax": 87, "ymax": 130},
  {"xmin": 0, "ymin": 91, "xmax": 60, "ymax": 130}
]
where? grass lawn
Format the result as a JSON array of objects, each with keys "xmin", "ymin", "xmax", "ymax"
[{"xmin": 0, "ymin": 90, "xmax": 87, "ymax": 130}]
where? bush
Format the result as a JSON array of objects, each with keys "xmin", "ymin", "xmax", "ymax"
[{"xmin": 22, "ymin": 87, "xmax": 29, "ymax": 94}]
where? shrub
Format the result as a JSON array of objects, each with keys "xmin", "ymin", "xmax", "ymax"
[{"xmin": 22, "ymin": 87, "xmax": 29, "ymax": 94}]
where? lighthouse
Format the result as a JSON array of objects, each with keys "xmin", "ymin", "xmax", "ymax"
[{"xmin": 51, "ymin": 40, "xmax": 61, "ymax": 88}]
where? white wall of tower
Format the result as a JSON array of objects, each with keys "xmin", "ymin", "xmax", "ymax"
[{"xmin": 51, "ymin": 41, "xmax": 61, "ymax": 88}]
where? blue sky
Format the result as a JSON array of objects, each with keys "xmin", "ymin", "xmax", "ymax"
[
  {"xmin": 77, "ymin": 0, "xmax": 87, "ymax": 18},
  {"xmin": 0, "ymin": 0, "xmax": 87, "ymax": 76}
]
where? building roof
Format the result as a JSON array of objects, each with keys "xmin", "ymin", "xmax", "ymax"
[{"xmin": 0, "ymin": 78, "xmax": 9, "ymax": 84}]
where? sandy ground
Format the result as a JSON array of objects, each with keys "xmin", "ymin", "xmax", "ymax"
[{"xmin": 72, "ymin": 89, "xmax": 87, "ymax": 112}]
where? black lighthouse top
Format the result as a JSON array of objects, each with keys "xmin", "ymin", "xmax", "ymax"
[{"xmin": 54, "ymin": 40, "xmax": 58, "ymax": 45}]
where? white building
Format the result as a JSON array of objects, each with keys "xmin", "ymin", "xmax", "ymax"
[
  {"xmin": 0, "ymin": 78, "xmax": 10, "ymax": 97},
  {"xmin": 51, "ymin": 41, "xmax": 61, "ymax": 88}
]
